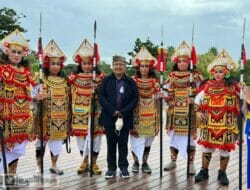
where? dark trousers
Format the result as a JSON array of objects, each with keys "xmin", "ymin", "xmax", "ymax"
[{"xmin": 105, "ymin": 126, "xmax": 129, "ymax": 171}]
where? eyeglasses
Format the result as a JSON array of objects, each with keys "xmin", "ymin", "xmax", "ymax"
[
  {"xmin": 10, "ymin": 49, "xmax": 23, "ymax": 55},
  {"xmin": 50, "ymin": 62, "xmax": 61, "ymax": 67},
  {"xmin": 113, "ymin": 63, "xmax": 125, "ymax": 67}
]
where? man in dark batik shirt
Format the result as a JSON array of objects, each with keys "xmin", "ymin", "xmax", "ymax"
[{"xmin": 99, "ymin": 55, "xmax": 138, "ymax": 179}]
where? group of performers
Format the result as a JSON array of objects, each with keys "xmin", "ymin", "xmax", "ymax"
[{"xmin": 0, "ymin": 29, "xmax": 249, "ymax": 188}]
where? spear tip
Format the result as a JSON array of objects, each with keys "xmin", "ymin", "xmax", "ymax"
[
  {"xmin": 94, "ymin": 20, "xmax": 97, "ymax": 40},
  {"xmin": 39, "ymin": 12, "xmax": 42, "ymax": 37},
  {"xmin": 161, "ymin": 24, "xmax": 164, "ymax": 47},
  {"xmin": 192, "ymin": 24, "xmax": 195, "ymax": 46},
  {"xmin": 242, "ymin": 18, "xmax": 246, "ymax": 43}
]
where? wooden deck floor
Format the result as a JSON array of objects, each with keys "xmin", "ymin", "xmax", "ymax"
[{"xmin": 6, "ymin": 130, "xmax": 247, "ymax": 190}]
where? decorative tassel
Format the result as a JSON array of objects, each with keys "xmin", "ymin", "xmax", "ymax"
[
  {"xmin": 157, "ymin": 47, "xmax": 167, "ymax": 71},
  {"xmin": 241, "ymin": 43, "xmax": 247, "ymax": 65},
  {"xmin": 192, "ymin": 45, "xmax": 197, "ymax": 65},
  {"xmin": 37, "ymin": 37, "xmax": 43, "ymax": 58},
  {"xmin": 198, "ymin": 140, "xmax": 235, "ymax": 151},
  {"xmin": 94, "ymin": 43, "xmax": 100, "ymax": 64}
]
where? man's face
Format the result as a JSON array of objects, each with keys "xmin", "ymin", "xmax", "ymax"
[{"xmin": 113, "ymin": 60, "xmax": 126, "ymax": 76}]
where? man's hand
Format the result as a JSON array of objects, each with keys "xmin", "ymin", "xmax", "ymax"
[
  {"xmin": 189, "ymin": 98, "xmax": 194, "ymax": 104},
  {"xmin": 196, "ymin": 111, "xmax": 206, "ymax": 126},
  {"xmin": 113, "ymin": 111, "xmax": 121, "ymax": 117},
  {"xmin": 34, "ymin": 93, "xmax": 46, "ymax": 101}
]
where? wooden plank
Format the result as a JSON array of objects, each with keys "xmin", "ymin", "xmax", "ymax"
[{"xmin": 13, "ymin": 131, "xmax": 247, "ymax": 189}]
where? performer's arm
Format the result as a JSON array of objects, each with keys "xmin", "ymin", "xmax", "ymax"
[
  {"xmin": 194, "ymin": 90, "xmax": 205, "ymax": 124},
  {"xmin": 32, "ymin": 84, "xmax": 46, "ymax": 102},
  {"xmin": 243, "ymin": 86, "xmax": 250, "ymax": 104}
]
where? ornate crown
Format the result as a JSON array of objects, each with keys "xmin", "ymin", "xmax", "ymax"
[
  {"xmin": 171, "ymin": 40, "xmax": 191, "ymax": 62},
  {"xmin": 43, "ymin": 39, "xmax": 66, "ymax": 61},
  {"xmin": 207, "ymin": 49, "xmax": 238, "ymax": 72},
  {"xmin": 0, "ymin": 29, "xmax": 29, "ymax": 54},
  {"xmin": 73, "ymin": 38, "xmax": 95, "ymax": 64},
  {"xmin": 132, "ymin": 46, "xmax": 157, "ymax": 68}
]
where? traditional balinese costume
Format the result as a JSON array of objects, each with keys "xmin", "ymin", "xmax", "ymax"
[
  {"xmin": 163, "ymin": 41, "xmax": 202, "ymax": 175},
  {"xmin": 69, "ymin": 38, "xmax": 104, "ymax": 174},
  {"xmin": 32, "ymin": 39, "xmax": 69, "ymax": 175},
  {"xmin": 245, "ymin": 102, "xmax": 250, "ymax": 189},
  {"xmin": 194, "ymin": 49, "xmax": 240, "ymax": 186},
  {"xmin": 130, "ymin": 46, "xmax": 159, "ymax": 173},
  {"xmin": 0, "ymin": 29, "xmax": 34, "ymax": 177}
]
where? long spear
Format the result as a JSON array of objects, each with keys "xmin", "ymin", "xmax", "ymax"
[
  {"xmin": 89, "ymin": 20, "xmax": 98, "ymax": 177},
  {"xmin": 37, "ymin": 12, "xmax": 44, "ymax": 182},
  {"xmin": 157, "ymin": 24, "xmax": 167, "ymax": 178},
  {"xmin": 0, "ymin": 121, "xmax": 7, "ymax": 186},
  {"xmin": 187, "ymin": 24, "xmax": 196, "ymax": 177},
  {"xmin": 239, "ymin": 17, "xmax": 247, "ymax": 190}
]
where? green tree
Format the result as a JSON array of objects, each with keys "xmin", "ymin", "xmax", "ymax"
[
  {"xmin": 25, "ymin": 51, "xmax": 39, "ymax": 73},
  {"xmin": 99, "ymin": 61, "xmax": 112, "ymax": 75},
  {"xmin": 242, "ymin": 59, "xmax": 250, "ymax": 85},
  {"xmin": 165, "ymin": 46, "xmax": 175, "ymax": 74},
  {"xmin": 196, "ymin": 51, "xmax": 216, "ymax": 79},
  {"xmin": 127, "ymin": 37, "xmax": 159, "ymax": 77},
  {"xmin": 208, "ymin": 47, "xmax": 218, "ymax": 56},
  {"xmin": 128, "ymin": 38, "xmax": 159, "ymax": 60},
  {"xmin": 128, "ymin": 38, "xmax": 176, "ymax": 79},
  {"xmin": 63, "ymin": 64, "xmax": 77, "ymax": 76},
  {"xmin": 0, "ymin": 7, "xmax": 26, "ymax": 40},
  {"xmin": 63, "ymin": 61, "xmax": 113, "ymax": 77},
  {"xmin": 126, "ymin": 66, "xmax": 136, "ymax": 77}
]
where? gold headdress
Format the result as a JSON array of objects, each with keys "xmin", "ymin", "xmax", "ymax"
[
  {"xmin": 73, "ymin": 38, "xmax": 99, "ymax": 64},
  {"xmin": 132, "ymin": 46, "xmax": 157, "ymax": 68},
  {"xmin": 0, "ymin": 29, "xmax": 29, "ymax": 56},
  {"xmin": 171, "ymin": 40, "xmax": 192, "ymax": 63},
  {"xmin": 207, "ymin": 49, "xmax": 238, "ymax": 73},
  {"xmin": 43, "ymin": 39, "xmax": 66, "ymax": 67}
]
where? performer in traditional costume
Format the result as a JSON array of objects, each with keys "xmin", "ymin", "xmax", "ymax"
[
  {"xmin": 0, "ymin": 29, "xmax": 34, "ymax": 178},
  {"xmin": 243, "ymin": 87, "xmax": 250, "ymax": 190},
  {"xmin": 68, "ymin": 39, "xmax": 105, "ymax": 175},
  {"xmin": 163, "ymin": 41, "xmax": 202, "ymax": 175},
  {"xmin": 32, "ymin": 39, "xmax": 69, "ymax": 175},
  {"xmin": 242, "ymin": 87, "xmax": 250, "ymax": 189},
  {"xmin": 130, "ymin": 46, "xmax": 159, "ymax": 173},
  {"xmin": 194, "ymin": 49, "xmax": 240, "ymax": 185}
]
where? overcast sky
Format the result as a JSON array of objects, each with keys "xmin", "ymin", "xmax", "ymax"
[{"xmin": 1, "ymin": 0, "xmax": 249, "ymax": 64}]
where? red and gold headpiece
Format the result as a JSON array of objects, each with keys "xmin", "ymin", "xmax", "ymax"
[
  {"xmin": 207, "ymin": 49, "xmax": 238, "ymax": 75},
  {"xmin": 73, "ymin": 38, "xmax": 100, "ymax": 64},
  {"xmin": 0, "ymin": 29, "xmax": 29, "ymax": 56},
  {"xmin": 43, "ymin": 39, "xmax": 66, "ymax": 68},
  {"xmin": 171, "ymin": 40, "xmax": 192, "ymax": 64},
  {"xmin": 132, "ymin": 46, "xmax": 157, "ymax": 69}
]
